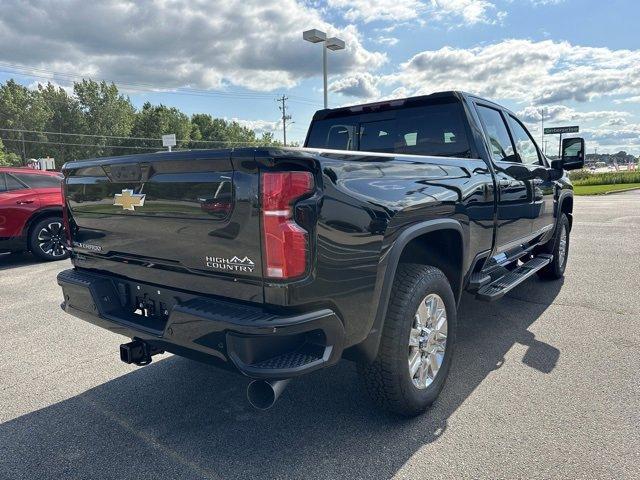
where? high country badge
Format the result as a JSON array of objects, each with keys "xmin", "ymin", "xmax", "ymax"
[{"xmin": 205, "ymin": 255, "xmax": 255, "ymax": 273}]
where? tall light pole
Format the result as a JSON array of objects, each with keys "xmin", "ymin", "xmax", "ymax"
[
  {"xmin": 303, "ymin": 29, "xmax": 345, "ymax": 109},
  {"xmin": 540, "ymin": 106, "xmax": 545, "ymax": 152}
]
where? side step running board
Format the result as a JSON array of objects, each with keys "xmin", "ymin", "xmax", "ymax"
[{"xmin": 476, "ymin": 254, "xmax": 553, "ymax": 302}]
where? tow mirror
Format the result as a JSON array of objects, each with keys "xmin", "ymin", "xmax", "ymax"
[
  {"xmin": 550, "ymin": 159, "xmax": 563, "ymax": 170},
  {"xmin": 560, "ymin": 137, "xmax": 585, "ymax": 171}
]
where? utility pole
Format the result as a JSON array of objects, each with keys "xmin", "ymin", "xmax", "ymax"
[
  {"xmin": 558, "ymin": 133, "xmax": 563, "ymax": 159},
  {"xmin": 277, "ymin": 95, "xmax": 292, "ymax": 146},
  {"xmin": 21, "ymin": 130, "xmax": 26, "ymax": 165},
  {"xmin": 540, "ymin": 107, "xmax": 545, "ymax": 150}
]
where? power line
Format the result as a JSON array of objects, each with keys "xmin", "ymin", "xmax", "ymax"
[
  {"xmin": 0, "ymin": 137, "xmax": 280, "ymax": 150},
  {"xmin": 0, "ymin": 137, "xmax": 157, "ymax": 150},
  {"xmin": 0, "ymin": 136, "xmax": 272, "ymax": 150},
  {"xmin": 0, "ymin": 127, "xmax": 165, "ymax": 142},
  {"xmin": 0, "ymin": 62, "xmax": 320, "ymax": 106},
  {"xmin": 0, "ymin": 127, "xmax": 281, "ymax": 145}
]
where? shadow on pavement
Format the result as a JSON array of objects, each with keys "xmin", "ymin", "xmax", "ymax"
[
  {"xmin": 0, "ymin": 252, "xmax": 42, "ymax": 271},
  {"xmin": 0, "ymin": 278, "xmax": 563, "ymax": 480}
]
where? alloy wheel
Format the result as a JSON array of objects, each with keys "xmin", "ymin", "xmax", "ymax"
[
  {"xmin": 37, "ymin": 222, "xmax": 67, "ymax": 258},
  {"xmin": 408, "ymin": 293, "xmax": 448, "ymax": 389},
  {"xmin": 558, "ymin": 224, "xmax": 568, "ymax": 267}
]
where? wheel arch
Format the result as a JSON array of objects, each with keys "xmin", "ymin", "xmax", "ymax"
[
  {"xmin": 23, "ymin": 207, "xmax": 64, "ymax": 246},
  {"xmin": 397, "ymin": 228, "xmax": 464, "ymax": 302},
  {"xmin": 351, "ymin": 218, "xmax": 467, "ymax": 363},
  {"xmin": 559, "ymin": 193, "xmax": 573, "ymax": 230}
]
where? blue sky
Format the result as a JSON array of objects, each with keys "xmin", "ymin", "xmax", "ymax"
[{"xmin": 0, "ymin": 0, "xmax": 638, "ymax": 153}]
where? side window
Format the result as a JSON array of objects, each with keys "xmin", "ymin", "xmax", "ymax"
[
  {"xmin": 6, "ymin": 174, "xmax": 27, "ymax": 191},
  {"xmin": 0, "ymin": 174, "xmax": 6, "ymax": 192},
  {"xmin": 507, "ymin": 115, "xmax": 541, "ymax": 165},
  {"xmin": 12, "ymin": 173, "xmax": 62, "ymax": 188},
  {"xmin": 476, "ymin": 106, "xmax": 517, "ymax": 163}
]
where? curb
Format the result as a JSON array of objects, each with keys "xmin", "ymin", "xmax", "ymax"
[{"xmin": 604, "ymin": 186, "xmax": 640, "ymax": 195}]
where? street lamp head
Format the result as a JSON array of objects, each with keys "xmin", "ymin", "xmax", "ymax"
[
  {"xmin": 325, "ymin": 37, "xmax": 345, "ymax": 51},
  {"xmin": 302, "ymin": 30, "xmax": 346, "ymax": 109},
  {"xmin": 303, "ymin": 29, "xmax": 327, "ymax": 43}
]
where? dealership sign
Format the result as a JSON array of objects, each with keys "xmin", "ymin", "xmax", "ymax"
[
  {"xmin": 544, "ymin": 126, "xmax": 580, "ymax": 134},
  {"xmin": 162, "ymin": 134, "xmax": 177, "ymax": 147}
]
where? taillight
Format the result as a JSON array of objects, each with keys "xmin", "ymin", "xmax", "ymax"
[
  {"xmin": 261, "ymin": 171, "xmax": 314, "ymax": 279},
  {"xmin": 61, "ymin": 180, "xmax": 72, "ymax": 246}
]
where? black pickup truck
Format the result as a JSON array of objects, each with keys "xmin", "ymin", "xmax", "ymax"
[{"xmin": 57, "ymin": 91, "xmax": 584, "ymax": 415}]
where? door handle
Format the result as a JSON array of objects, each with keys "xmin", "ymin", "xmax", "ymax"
[{"xmin": 16, "ymin": 200, "xmax": 34, "ymax": 205}]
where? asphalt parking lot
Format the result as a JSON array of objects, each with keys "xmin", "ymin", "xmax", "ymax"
[{"xmin": 1, "ymin": 191, "xmax": 639, "ymax": 480}]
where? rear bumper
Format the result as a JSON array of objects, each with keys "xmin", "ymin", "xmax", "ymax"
[{"xmin": 57, "ymin": 268, "xmax": 345, "ymax": 379}]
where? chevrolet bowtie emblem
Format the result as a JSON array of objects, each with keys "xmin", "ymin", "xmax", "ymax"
[{"xmin": 114, "ymin": 189, "xmax": 146, "ymax": 211}]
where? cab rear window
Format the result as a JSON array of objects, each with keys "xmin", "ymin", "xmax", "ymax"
[{"xmin": 306, "ymin": 99, "xmax": 472, "ymax": 158}]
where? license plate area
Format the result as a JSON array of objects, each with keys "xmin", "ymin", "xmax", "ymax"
[{"xmin": 113, "ymin": 281, "xmax": 183, "ymax": 333}]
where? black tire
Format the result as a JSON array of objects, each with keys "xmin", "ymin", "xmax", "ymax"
[
  {"xmin": 28, "ymin": 217, "xmax": 69, "ymax": 261},
  {"xmin": 358, "ymin": 264, "xmax": 457, "ymax": 417},
  {"xmin": 537, "ymin": 213, "xmax": 570, "ymax": 280}
]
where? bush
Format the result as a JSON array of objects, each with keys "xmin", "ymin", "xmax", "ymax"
[
  {"xmin": 567, "ymin": 170, "xmax": 592, "ymax": 181},
  {"xmin": 571, "ymin": 171, "xmax": 640, "ymax": 186}
]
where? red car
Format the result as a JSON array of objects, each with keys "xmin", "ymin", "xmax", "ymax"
[{"xmin": 0, "ymin": 167, "xmax": 69, "ymax": 261}]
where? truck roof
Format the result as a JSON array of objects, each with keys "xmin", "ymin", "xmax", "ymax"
[
  {"xmin": 311, "ymin": 90, "xmax": 473, "ymax": 121},
  {"xmin": 64, "ymin": 90, "xmax": 497, "ymax": 168}
]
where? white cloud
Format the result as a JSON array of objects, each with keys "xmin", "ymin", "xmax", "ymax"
[
  {"xmin": 614, "ymin": 95, "xmax": 640, "ymax": 104},
  {"xmin": 600, "ymin": 118, "xmax": 629, "ymax": 128},
  {"xmin": 0, "ymin": 0, "xmax": 386, "ymax": 92},
  {"xmin": 374, "ymin": 36, "xmax": 400, "ymax": 46},
  {"xmin": 517, "ymin": 106, "xmax": 639, "ymax": 154},
  {"xmin": 233, "ymin": 119, "xmax": 282, "ymax": 134},
  {"xmin": 327, "ymin": 0, "xmax": 426, "ymax": 23},
  {"xmin": 328, "ymin": 0, "xmax": 504, "ymax": 25},
  {"xmin": 388, "ymin": 39, "xmax": 640, "ymax": 105},
  {"xmin": 529, "ymin": 0, "xmax": 565, "ymax": 5},
  {"xmin": 430, "ymin": 0, "xmax": 505, "ymax": 25},
  {"xmin": 581, "ymin": 125, "xmax": 640, "ymax": 149},
  {"xmin": 329, "ymin": 73, "xmax": 381, "ymax": 98},
  {"xmin": 517, "ymin": 105, "xmax": 632, "ymax": 125}
]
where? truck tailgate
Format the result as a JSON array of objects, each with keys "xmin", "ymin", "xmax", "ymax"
[{"xmin": 63, "ymin": 150, "xmax": 264, "ymax": 302}]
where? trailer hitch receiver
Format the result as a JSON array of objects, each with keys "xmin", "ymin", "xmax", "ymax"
[{"xmin": 120, "ymin": 340, "xmax": 163, "ymax": 366}]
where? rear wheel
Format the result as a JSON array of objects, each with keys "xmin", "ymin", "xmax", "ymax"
[
  {"xmin": 29, "ymin": 217, "xmax": 69, "ymax": 261},
  {"xmin": 358, "ymin": 264, "xmax": 457, "ymax": 416},
  {"xmin": 537, "ymin": 213, "xmax": 570, "ymax": 280}
]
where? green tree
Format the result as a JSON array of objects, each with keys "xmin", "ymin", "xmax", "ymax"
[
  {"xmin": 0, "ymin": 79, "xmax": 50, "ymax": 163},
  {"xmin": 131, "ymin": 102, "xmax": 192, "ymax": 149},
  {"xmin": 38, "ymin": 82, "xmax": 85, "ymax": 167},
  {"xmin": 73, "ymin": 80, "xmax": 135, "ymax": 158},
  {"xmin": 259, "ymin": 131, "xmax": 286, "ymax": 147},
  {"xmin": 189, "ymin": 114, "xmax": 265, "ymax": 149},
  {"xmin": 0, "ymin": 78, "xmax": 288, "ymax": 165},
  {"xmin": 0, "ymin": 139, "xmax": 22, "ymax": 166}
]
